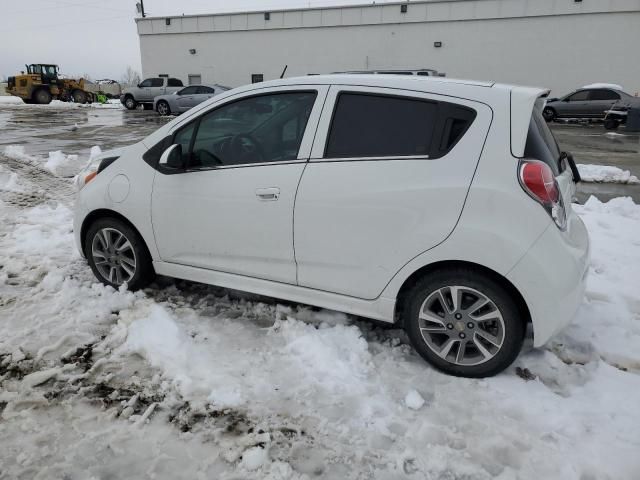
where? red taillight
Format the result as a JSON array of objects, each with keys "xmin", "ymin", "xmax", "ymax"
[
  {"xmin": 519, "ymin": 159, "xmax": 567, "ymax": 230},
  {"xmin": 520, "ymin": 160, "xmax": 559, "ymax": 205}
]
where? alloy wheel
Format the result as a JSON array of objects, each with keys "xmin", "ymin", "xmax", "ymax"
[
  {"xmin": 418, "ymin": 286, "xmax": 505, "ymax": 366},
  {"xmin": 91, "ymin": 227, "xmax": 137, "ymax": 285},
  {"xmin": 157, "ymin": 102, "xmax": 169, "ymax": 115}
]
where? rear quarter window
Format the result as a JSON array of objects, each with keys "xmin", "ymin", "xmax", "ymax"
[{"xmin": 325, "ymin": 92, "xmax": 476, "ymax": 159}]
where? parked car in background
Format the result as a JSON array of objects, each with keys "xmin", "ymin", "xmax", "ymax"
[
  {"xmin": 154, "ymin": 84, "xmax": 231, "ymax": 115},
  {"xmin": 74, "ymin": 74, "xmax": 588, "ymax": 378},
  {"xmin": 543, "ymin": 86, "xmax": 638, "ymax": 121},
  {"xmin": 120, "ymin": 77, "xmax": 184, "ymax": 110}
]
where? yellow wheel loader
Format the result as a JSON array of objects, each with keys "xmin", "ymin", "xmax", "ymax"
[{"xmin": 6, "ymin": 64, "xmax": 94, "ymax": 104}]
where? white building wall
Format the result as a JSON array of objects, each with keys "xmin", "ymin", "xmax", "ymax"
[{"xmin": 137, "ymin": 0, "xmax": 640, "ymax": 96}]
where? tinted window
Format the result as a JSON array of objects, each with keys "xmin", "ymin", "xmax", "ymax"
[
  {"xmin": 178, "ymin": 92, "xmax": 317, "ymax": 168},
  {"xmin": 168, "ymin": 78, "xmax": 183, "ymax": 87},
  {"xmin": 178, "ymin": 86, "xmax": 198, "ymax": 95},
  {"xmin": 325, "ymin": 93, "xmax": 437, "ymax": 158},
  {"xmin": 590, "ymin": 89, "xmax": 620, "ymax": 101},
  {"xmin": 139, "ymin": 79, "xmax": 153, "ymax": 87},
  {"xmin": 197, "ymin": 86, "xmax": 215, "ymax": 94},
  {"xmin": 567, "ymin": 90, "xmax": 589, "ymax": 102},
  {"xmin": 524, "ymin": 108, "xmax": 562, "ymax": 175},
  {"xmin": 149, "ymin": 78, "xmax": 164, "ymax": 87}
]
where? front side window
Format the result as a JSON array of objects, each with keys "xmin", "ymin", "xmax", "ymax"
[
  {"xmin": 150, "ymin": 78, "xmax": 164, "ymax": 87},
  {"xmin": 175, "ymin": 91, "xmax": 317, "ymax": 168},
  {"xmin": 590, "ymin": 89, "xmax": 620, "ymax": 101},
  {"xmin": 567, "ymin": 90, "xmax": 590, "ymax": 102},
  {"xmin": 139, "ymin": 79, "xmax": 153, "ymax": 87},
  {"xmin": 325, "ymin": 93, "xmax": 437, "ymax": 158},
  {"xmin": 197, "ymin": 86, "xmax": 215, "ymax": 94}
]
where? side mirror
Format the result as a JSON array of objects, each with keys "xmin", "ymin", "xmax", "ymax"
[{"xmin": 159, "ymin": 144, "xmax": 184, "ymax": 169}]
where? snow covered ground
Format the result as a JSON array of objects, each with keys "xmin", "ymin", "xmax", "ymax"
[
  {"xmin": 1, "ymin": 146, "xmax": 640, "ymax": 479},
  {"xmin": 578, "ymin": 164, "xmax": 640, "ymax": 184},
  {"xmin": 0, "ymin": 97, "xmax": 123, "ymax": 109}
]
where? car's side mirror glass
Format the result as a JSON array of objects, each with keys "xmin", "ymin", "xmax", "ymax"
[{"xmin": 159, "ymin": 143, "xmax": 184, "ymax": 169}]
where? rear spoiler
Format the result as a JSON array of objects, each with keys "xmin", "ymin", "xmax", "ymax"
[{"xmin": 510, "ymin": 87, "xmax": 551, "ymax": 158}]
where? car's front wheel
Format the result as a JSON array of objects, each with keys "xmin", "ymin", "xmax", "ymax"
[
  {"xmin": 85, "ymin": 217, "xmax": 155, "ymax": 290},
  {"xmin": 156, "ymin": 100, "xmax": 171, "ymax": 115},
  {"xmin": 402, "ymin": 268, "xmax": 525, "ymax": 377}
]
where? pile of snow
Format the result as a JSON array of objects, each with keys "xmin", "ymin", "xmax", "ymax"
[
  {"xmin": 577, "ymin": 164, "xmax": 640, "ymax": 184},
  {"xmin": 0, "ymin": 166, "xmax": 23, "ymax": 192},
  {"xmin": 0, "ymin": 96, "xmax": 24, "ymax": 105},
  {"xmin": 3, "ymin": 145, "xmax": 102, "ymax": 177},
  {"xmin": 582, "ymin": 83, "xmax": 624, "ymax": 91}
]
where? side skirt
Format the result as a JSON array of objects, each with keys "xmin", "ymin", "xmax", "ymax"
[{"xmin": 154, "ymin": 261, "xmax": 396, "ymax": 322}]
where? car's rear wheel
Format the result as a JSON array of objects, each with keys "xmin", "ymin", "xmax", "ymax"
[
  {"xmin": 156, "ymin": 100, "xmax": 171, "ymax": 115},
  {"xmin": 124, "ymin": 96, "xmax": 137, "ymax": 110},
  {"xmin": 542, "ymin": 107, "xmax": 556, "ymax": 122},
  {"xmin": 85, "ymin": 217, "xmax": 155, "ymax": 290},
  {"xmin": 402, "ymin": 268, "xmax": 525, "ymax": 377},
  {"xmin": 604, "ymin": 118, "xmax": 620, "ymax": 130}
]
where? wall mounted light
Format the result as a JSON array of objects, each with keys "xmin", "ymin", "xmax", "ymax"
[
  {"xmin": 189, "ymin": 49, "xmax": 197, "ymax": 55},
  {"xmin": 400, "ymin": 4, "xmax": 408, "ymax": 13},
  {"xmin": 434, "ymin": 41, "xmax": 442, "ymax": 48},
  {"xmin": 265, "ymin": 12, "xmax": 271, "ymax": 20},
  {"xmin": 165, "ymin": 18, "xmax": 171, "ymax": 25}
]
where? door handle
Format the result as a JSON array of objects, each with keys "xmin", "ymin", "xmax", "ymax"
[{"xmin": 256, "ymin": 187, "xmax": 280, "ymax": 201}]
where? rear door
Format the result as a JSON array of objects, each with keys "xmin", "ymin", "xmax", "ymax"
[
  {"xmin": 294, "ymin": 86, "xmax": 492, "ymax": 299},
  {"xmin": 587, "ymin": 89, "xmax": 621, "ymax": 117}
]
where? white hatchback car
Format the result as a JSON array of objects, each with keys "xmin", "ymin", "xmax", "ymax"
[{"xmin": 74, "ymin": 75, "xmax": 589, "ymax": 377}]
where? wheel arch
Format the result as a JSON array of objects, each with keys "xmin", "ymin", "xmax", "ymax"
[
  {"xmin": 394, "ymin": 260, "xmax": 531, "ymax": 329},
  {"xmin": 80, "ymin": 209, "xmax": 153, "ymax": 260}
]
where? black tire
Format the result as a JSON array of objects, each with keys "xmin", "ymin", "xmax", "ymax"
[
  {"xmin": 124, "ymin": 96, "xmax": 137, "ymax": 110},
  {"xmin": 84, "ymin": 217, "xmax": 155, "ymax": 291},
  {"xmin": 542, "ymin": 107, "xmax": 556, "ymax": 122},
  {"xmin": 604, "ymin": 118, "xmax": 620, "ymax": 130},
  {"xmin": 33, "ymin": 88, "xmax": 52, "ymax": 105},
  {"xmin": 72, "ymin": 89, "xmax": 88, "ymax": 104},
  {"xmin": 156, "ymin": 100, "xmax": 171, "ymax": 116},
  {"xmin": 402, "ymin": 267, "xmax": 526, "ymax": 377}
]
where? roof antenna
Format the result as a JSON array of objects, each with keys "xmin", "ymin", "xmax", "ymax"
[{"xmin": 280, "ymin": 65, "xmax": 288, "ymax": 79}]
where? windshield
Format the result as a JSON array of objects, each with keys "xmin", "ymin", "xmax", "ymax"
[{"xmin": 524, "ymin": 104, "xmax": 562, "ymax": 175}]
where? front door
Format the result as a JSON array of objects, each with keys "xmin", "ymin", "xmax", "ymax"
[
  {"xmin": 175, "ymin": 86, "xmax": 199, "ymax": 112},
  {"xmin": 151, "ymin": 86, "xmax": 327, "ymax": 284}
]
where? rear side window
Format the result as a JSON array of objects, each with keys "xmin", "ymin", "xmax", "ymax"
[
  {"xmin": 168, "ymin": 78, "xmax": 184, "ymax": 87},
  {"xmin": 325, "ymin": 93, "xmax": 437, "ymax": 158},
  {"xmin": 524, "ymin": 108, "xmax": 562, "ymax": 175},
  {"xmin": 590, "ymin": 89, "xmax": 620, "ymax": 101},
  {"xmin": 325, "ymin": 93, "xmax": 476, "ymax": 159}
]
